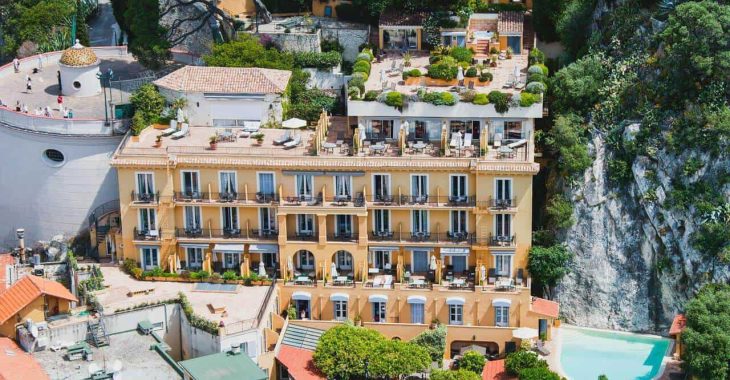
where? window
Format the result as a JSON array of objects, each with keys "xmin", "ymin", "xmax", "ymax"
[
  {"xmin": 370, "ymin": 120, "xmax": 394, "ymax": 139},
  {"xmin": 257, "ymin": 172, "xmax": 275, "ymax": 195},
  {"xmin": 504, "ymin": 121, "xmax": 523, "ymax": 141},
  {"xmin": 494, "ymin": 254, "xmax": 512, "ymax": 277},
  {"xmin": 298, "ymin": 250, "xmax": 314, "ymax": 269},
  {"xmin": 450, "ymin": 210, "xmax": 467, "ymax": 234},
  {"xmin": 450, "ymin": 175, "xmax": 467, "ymax": 201},
  {"xmin": 224, "ymin": 252, "xmax": 240, "ymax": 268},
  {"xmin": 495, "ymin": 214, "xmax": 512, "ymax": 237},
  {"xmin": 184, "ymin": 206, "xmax": 201, "ymax": 231},
  {"xmin": 138, "ymin": 208, "xmax": 156, "ymax": 232},
  {"xmin": 495, "ymin": 178, "xmax": 512, "ymax": 204},
  {"xmin": 412, "ymin": 210, "xmax": 429, "ymax": 234},
  {"xmin": 262, "ymin": 252, "xmax": 277, "ymax": 268},
  {"xmin": 449, "ymin": 304, "xmax": 463, "ymax": 325},
  {"xmin": 335, "ymin": 215, "xmax": 352, "ymax": 236},
  {"xmin": 372, "ymin": 302, "xmax": 386, "ymax": 322},
  {"xmin": 495, "ymin": 306, "xmax": 509, "ymax": 327},
  {"xmin": 222, "ymin": 207, "xmax": 239, "ymax": 231},
  {"xmin": 410, "ymin": 303, "xmax": 424, "ymax": 324},
  {"xmin": 296, "ymin": 214, "xmax": 314, "ymax": 235},
  {"xmin": 186, "ymin": 247, "xmax": 203, "ymax": 268},
  {"xmin": 333, "ymin": 175, "xmax": 352, "ymax": 199},
  {"xmin": 373, "ymin": 210, "xmax": 390, "ymax": 233},
  {"xmin": 334, "ymin": 301, "xmax": 347, "ymax": 321},
  {"xmin": 140, "ymin": 247, "xmax": 159, "ymax": 270},
  {"xmin": 411, "ymin": 175, "xmax": 428, "ymax": 201},
  {"xmin": 260, "ymin": 208, "xmax": 276, "ymax": 233},
  {"xmin": 181, "ymin": 171, "xmax": 200, "ymax": 196},
  {"xmin": 336, "ymin": 250, "xmax": 352, "ymax": 269},
  {"xmin": 278, "ymin": 363, "xmax": 290, "ymax": 380},
  {"xmin": 295, "ymin": 174, "xmax": 313, "ymax": 200},
  {"xmin": 370, "ymin": 250, "xmax": 390, "ymax": 270},
  {"xmin": 373, "ymin": 174, "xmax": 390, "ymax": 201},
  {"xmin": 219, "ymin": 171, "xmax": 237, "ymax": 196},
  {"xmin": 136, "ymin": 173, "xmax": 155, "ymax": 198},
  {"xmin": 42, "ymin": 149, "xmax": 65, "ymax": 166}
]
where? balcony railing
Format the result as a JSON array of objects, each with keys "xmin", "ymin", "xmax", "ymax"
[
  {"xmin": 174, "ymin": 191, "xmax": 208, "ymax": 202},
  {"xmin": 251, "ymin": 229, "xmax": 279, "ymax": 239},
  {"xmin": 287, "ymin": 232, "xmax": 318, "ymax": 242},
  {"xmin": 174, "ymin": 228, "xmax": 279, "ymax": 240},
  {"xmin": 175, "ymin": 227, "xmax": 209, "ymax": 238},
  {"xmin": 282, "ymin": 193, "xmax": 323, "ymax": 206},
  {"xmin": 131, "ymin": 191, "xmax": 159, "ymax": 203},
  {"xmin": 324, "ymin": 194, "xmax": 365, "ymax": 207},
  {"xmin": 254, "ymin": 192, "xmax": 279, "ymax": 204},
  {"xmin": 487, "ymin": 234, "xmax": 516, "ymax": 247},
  {"xmin": 368, "ymin": 231, "xmax": 474, "ymax": 243},
  {"xmin": 370, "ymin": 195, "xmax": 476, "ymax": 207},
  {"xmin": 485, "ymin": 198, "xmax": 516, "ymax": 209},
  {"xmin": 133, "ymin": 227, "xmax": 161, "ymax": 241},
  {"xmin": 327, "ymin": 233, "xmax": 357, "ymax": 242}
]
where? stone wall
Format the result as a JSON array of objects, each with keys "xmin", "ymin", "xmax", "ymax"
[
  {"xmin": 320, "ymin": 25, "xmax": 369, "ymax": 62},
  {"xmin": 260, "ymin": 30, "xmax": 322, "ymax": 53},
  {"xmin": 159, "ymin": 0, "xmax": 216, "ymax": 57}
]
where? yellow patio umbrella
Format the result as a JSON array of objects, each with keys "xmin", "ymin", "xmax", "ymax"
[
  {"xmin": 353, "ymin": 127, "xmax": 361, "ymax": 154},
  {"xmin": 441, "ymin": 124, "xmax": 450, "ymax": 157},
  {"xmin": 398, "ymin": 125, "xmax": 406, "ymax": 155},
  {"xmin": 480, "ymin": 123, "xmax": 488, "ymax": 156}
]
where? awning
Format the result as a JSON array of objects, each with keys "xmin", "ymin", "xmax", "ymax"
[
  {"xmin": 493, "ymin": 298, "xmax": 512, "ymax": 307},
  {"xmin": 330, "ymin": 293, "xmax": 349, "ymax": 302},
  {"xmin": 213, "ymin": 244, "xmax": 244, "ymax": 253},
  {"xmin": 446, "ymin": 297, "xmax": 465, "ymax": 306},
  {"xmin": 491, "ymin": 249, "xmax": 516, "ymax": 254},
  {"xmin": 406, "ymin": 247, "xmax": 434, "ymax": 252},
  {"xmin": 248, "ymin": 244, "xmax": 279, "ymax": 253},
  {"xmin": 179, "ymin": 243, "xmax": 209, "ymax": 249},
  {"xmin": 407, "ymin": 295, "xmax": 427, "ymax": 304},
  {"xmin": 441, "ymin": 247, "xmax": 470, "ymax": 256},
  {"xmin": 368, "ymin": 294, "xmax": 388, "ymax": 303},
  {"xmin": 292, "ymin": 291, "xmax": 312, "ymax": 301},
  {"xmin": 369, "ymin": 246, "xmax": 400, "ymax": 251}
]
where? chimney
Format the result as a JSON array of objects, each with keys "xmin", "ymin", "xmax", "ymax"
[{"xmin": 16, "ymin": 229, "xmax": 25, "ymax": 264}]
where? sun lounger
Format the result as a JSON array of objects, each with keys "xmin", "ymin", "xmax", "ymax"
[
  {"xmin": 171, "ymin": 123, "xmax": 189, "ymax": 139},
  {"xmin": 161, "ymin": 119, "xmax": 178, "ymax": 136},
  {"xmin": 242, "ymin": 121, "xmax": 261, "ymax": 133},
  {"xmin": 273, "ymin": 130, "xmax": 291, "ymax": 145},
  {"xmin": 536, "ymin": 340, "xmax": 550, "ymax": 356},
  {"xmin": 507, "ymin": 139, "xmax": 527, "ymax": 149},
  {"xmin": 383, "ymin": 275, "xmax": 393, "ymax": 288},
  {"xmin": 283, "ymin": 133, "xmax": 301, "ymax": 149},
  {"xmin": 463, "ymin": 132, "xmax": 473, "ymax": 149}
]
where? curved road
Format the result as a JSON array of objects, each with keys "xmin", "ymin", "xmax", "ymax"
[{"xmin": 87, "ymin": 0, "xmax": 121, "ymax": 47}]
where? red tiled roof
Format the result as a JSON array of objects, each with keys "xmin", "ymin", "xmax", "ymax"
[
  {"xmin": 482, "ymin": 359, "xmax": 510, "ymax": 380},
  {"xmin": 0, "ymin": 255, "xmax": 14, "ymax": 291},
  {"xmin": 530, "ymin": 297, "xmax": 559, "ymax": 319},
  {"xmin": 154, "ymin": 66, "xmax": 292, "ymax": 94},
  {"xmin": 276, "ymin": 345, "xmax": 326, "ymax": 380},
  {"xmin": 669, "ymin": 314, "xmax": 686, "ymax": 336},
  {"xmin": 0, "ymin": 337, "xmax": 50, "ymax": 380},
  {"xmin": 497, "ymin": 11, "xmax": 523, "ymax": 35},
  {"xmin": 0, "ymin": 275, "xmax": 77, "ymax": 324}
]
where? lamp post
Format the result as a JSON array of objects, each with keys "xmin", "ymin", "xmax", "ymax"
[{"xmin": 96, "ymin": 69, "xmax": 113, "ymax": 126}]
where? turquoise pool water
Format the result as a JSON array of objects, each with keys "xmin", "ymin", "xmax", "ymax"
[{"xmin": 560, "ymin": 326, "xmax": 671, "ymax": 380}]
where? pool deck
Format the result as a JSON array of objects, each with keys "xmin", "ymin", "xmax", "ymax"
[{"xmin": 544, "ymin": 326, "xmax": 566, "ymax": 378}]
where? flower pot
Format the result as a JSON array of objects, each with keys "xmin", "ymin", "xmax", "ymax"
[
  {"xmin": 131, "ymin": 135, "xmax": 140, "ymax": 142},
  {"xmin": 209, "ymin": 142, "xmax": 217, "ymax": 150},
  {"xmin": 153, "ymin": 141, "xmax": 161, "ymax": 148}
]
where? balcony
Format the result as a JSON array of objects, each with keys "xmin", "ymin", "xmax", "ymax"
[
  {"xmin": 368, "ymin": 231, "xmax": 474, "ymax": 244},
  {"xmin": 327, "ymin": 233, "xmax": 358, "ymax": 243},
  {"xmin": 174, "ymin": 191, "xmax": 209, "ymax": 202},
  {"xmin": 323, "ymin": 194, "xmax": 365, "ymax": 207},
  {"xmin": 281, "ymin": 194, "xmax": 323, "ymax": 207},
  {"xmin": 482, "ymin": 198, "xmax": 517, "ymax": 210},
  {"xmin": 369, "ymin": 195, "xmax": 476, "ymax": 207},
  {"xmin": 131, "ymin": 191, "xmax": 159, "ymax": 204},
  {"xmin": 174, "ymin": 228, "xmax": 279, "ymax": 240},
  {"xmin": 486, "ymin": 234, "xmax": 516, "ymax": 247},
  {"xmin": 133, "ymin": 227, "xmax": 161, "ymax": 241},
  {"xmin": 287, "ymin": 232, "xmax": 318, "ymax": 242},
  {"xmin": 175, "ymin": 227, "xmax": 210, "ymax": 239}
]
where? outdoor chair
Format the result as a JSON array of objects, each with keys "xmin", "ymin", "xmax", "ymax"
[
  {"xmin": 284, "ymin": 133, "xmax": 301, "ymax": 149},
  {"xmin": 487, "ymin": 268, "xmax": 496, "ymax": 285},
  {"xmin": 463, "ymin": 133, "xmax": 473, "ymax": 150},
  {"xmin": 507, "ymin": 139, "xmax": 527, "ymax": 149}
]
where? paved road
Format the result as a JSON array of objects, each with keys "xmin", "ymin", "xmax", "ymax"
[{"xmin": 87, "ymin": 0, "xmax": 121, "ymax": 47}]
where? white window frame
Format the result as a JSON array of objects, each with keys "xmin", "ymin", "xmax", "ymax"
[
  {"xmin": 449, "ymin": 174, "xmax": 467, "ymax": 199},
  {"xmin": 334, "ymin": 300, "xmax": 348, "ymax": 321},
  {"xmin": 372, "ymin": 301, "xmax": 386, "ymax": 323},
  {"xmin": 298, "ymin": 251, "xmax": 315, "ymax": 269},
  {"xmin": 138, "ymin": 208, "xmax": 156, "ymax": 232},
  {"xmin": 373, "ymin": 209, "xmax": 391, "ymax": 233},
  {"xmin": 262, "ymin": 252, "xmax": 277, "ymax": 268},
  {"xmin": 410, "ymin": 303, "xmax": 425, "ymax": 324},
  {"xmin": 256, "ymin": 172, "xmax": 276, "ymax": 195},
  {"xmin": 494, "ymin": 214, "xmax": 512, "ymax": 237},
  {"xmin": 410, "ymin": 174, "xmax": 429, "ymax": 198},
  {"xmin": 372, "ymin": 174, "xmax": 391, "ymax": 201},
  {"xmin": 259, "ymin": 207, "xmax": 276, "ymax": 232},
  {"xmin": 494, "ymin": 178, "xmax": 513, "ymax": 201},
  {"xmin": 186, "ymin": 247, "xmax": 203, "ymax": 268},
  {"xmin": 411, "ymin": 210, "xmax": 429, "ymax": 233},
  {"xmin": 449, "ymin": 304, "xmax": 463, "ymax": 325},
  {"xmin": 296, "ymin": 214, "xmax": 315, "ymax": 235},
  {"xmin": 180, "ymin": 170, "xmax": 201, "ymax": 196},
  {"xmin": 370, "ymin": 250, "xmax": 391, "ymax": 269},
  {"xmin": 140, "ymin": 247, "xmax": 159, "ymax": 270},
  {"xmin": 224, "ymin": 252, "xmax": 240, "ymax": 269},
  {"xmin": 450, "ymin": 210, "xmax": 468, "ymax": 234},
  {"xmin": 184, "ymin": 206, "xmax": 201, "ymax": 230},
  {"xmin": 494, "ymin": 254, "xmax": 513, "ymax": 277},
  {"xmin": 221, "ymin": 207, "xmax": 240, "ymax": 231},
  {"xmin": 135, "ymin": 172, "xmax": 155, "ymax": 196},
  {"xmin": 335, "ymin": 215, "xmax": 352, "ymax": 236},
  {"xmin": 219, "ymin": 171, "xmax": 238, "ymax": 194},
  {"xmin": 336, "ymin": 251, "xmax": 353, "ymax": 269},
  {"xmin": 333, "ymin": 175, "xmax": 353, "ymax": 199},
  {"xmin": 295, "ymin": 174, "xmax": 314, "ymax": 199},
  {"xmin": 495, "ymin": 305, "xmax": 510, "ymax": 327}
]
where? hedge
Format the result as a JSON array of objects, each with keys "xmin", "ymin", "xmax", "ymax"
[
  {"xmin": 519, "ymin": 92, "xmax": 541, "ymax": 107},
  {"xmin": 352, "ymin": 71, "xmax": 369, "ymax": 82},
  {"xmin": 353, "ymin": 60, "xmax": 371, "ymax": 75},
  {"xmin": 349, "ymin": 76, "xmax": 366, "ymax": 93},
  {"xmin": 385, "ymin": 92, "xmax": 404, "ymax": 108},
  {"xmin": 293, "ymin": 51, "xmax": 342, "ymax": 69},
  {"xmin": 422, "ymin": 91, "xmax": 457, "ymax": 106},
  {"xmin": 450, "ymin": 46, "xmax": 473, "ymax": 64},
  {"xmin": 465, "ymin": 67, "xmax": 478, "ymax": 77},
  {"xmin": 363, "ymin": 90, "xmax": 380, "ymax": 101},
  {"xmin": 479, "ymin": 72, "xmax": 493, "ymax": 82},
  {"xmin": 473, "ymin": 93, "xmax": 489, "ymax": 105},
  {"xmin": 525, "ymin": 81, "xmax": 546, "ymax": 94},
  {"xmin": 488, "ymin": 91, "xmax": 511, "ymax": 113}
]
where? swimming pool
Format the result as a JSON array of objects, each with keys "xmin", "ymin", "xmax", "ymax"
[{"xmin": 559, "ymin": 325, "xmax": 671, "ymax": 380}]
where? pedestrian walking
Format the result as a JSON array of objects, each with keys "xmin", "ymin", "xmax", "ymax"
[
  {"xmin": 13, "ymin": 58, "xmax": 20, "ymax": 73},
  {"xmin": 26, "ymin": 78, "xmax": 32, "ymax": 93},
  {"xmin": 57, "ymin": 95, "xmax": 63, "ymax": 110}
]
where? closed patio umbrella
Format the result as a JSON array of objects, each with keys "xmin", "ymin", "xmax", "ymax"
[
  {"xmin": 480, "ymin": 265, "xmax": 486, "ymax": 283},
  {"xmin": 175, "ymin": 255, "xmax": 181, "ymax": 272},
  {"xmin": 513, "ymin": 65, "xmax": 521, "ymax": 85},
  {"xmin": 457, "ymin": 66, "xmax": 464, "ymax": 82},
  {"xmin": 430, "ymin": 255, "xmax": 437, "ymax": 271},
  {"xmin": 282, "ymin": 118, "xmax": 307, "ymax": 129},
  {"xmin": 176, "ymin": 108, "xmax": 184, "ymax": 122},
  {"xmin": 287, "ymin": 256, "xmax": 294, "ymax": 274},
  {"xmin": 258, "ymin": 261, "xmax": 267, "ymax": 277},
  {"xmin": 513, "ymin": 327, "xmax": 539, "ymax": 340},
  {"xmin": 330, "ymin": 262, "xmax": 338, "ymax": 279}
]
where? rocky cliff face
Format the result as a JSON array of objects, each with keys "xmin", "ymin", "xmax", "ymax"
[{"xmin": 556, "ymin": 125, "xmax": 730, "ymax": 333}]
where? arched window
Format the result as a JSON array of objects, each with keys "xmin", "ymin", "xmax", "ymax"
[
  {"xmin": 334, "ymin": 250, "xmax": 353, "ymax": 270},
  {"xmin": 296, "ymin": 250, "xmax": 314, "ymax": 270}
]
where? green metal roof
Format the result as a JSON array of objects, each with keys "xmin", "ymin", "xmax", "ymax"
[
  {"xmin": 179, "ymin": 351, "xmax": 267, "ymax": 380},
  {"xmin": 281, "ymin": 324, "xmax": 325, "ymax": 351}
]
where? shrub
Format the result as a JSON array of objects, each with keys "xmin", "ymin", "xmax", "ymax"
[
  {"xmin": 348, "ymin": 86, "xmax": 361, "ymax": 99},
  {"xmin": 422, "ymin": 91, "xmax": 457, "ymax": 106},
  {"xmin": 460, "ymin": 90, "xmax": 477, "ymax": 103},
  {"xmin": 479, "ymin": 72, "xmax": 493, "ymax": 82},
  {"xmin": 519, "ymin": 92, "xmax": 541, "ymax": 107},
  {"xmin": 321, "ymin": 39, "xmax": 344, "ymax": 53},
  {"xmin": 546, "ymin": 194, "xmax": 575, "ymax": 228},
  {"xmin": 428, "ymin": 63, "xmax": 458, "ymax": 80},
  {"xmin": 546, "ymin": 113, "xmax": 591, "ymax": 176},
  {"xmin": 528, "ymin": 47, "xmax": 545, "ymax": 64},
  {"xmin": 472, "ymin": 93, "xmax": 489, "ymax": 105},
  {"xmin": 121, "ymin": 258, "xmax": 137, "ymax": 274},
  {"xmin": 349, "ymin": 76, "xmax": 365, "ymax": 93},
  {"xmin": 518, "ymin": 367, "xmax": 562, "ymax": 380},
  {"xmin": 131, "ymin": 267, "xmax": 143, "ymax": 279},
  {"xmin": 488, "ymin": 91, "xmax": 510, "ymax": 113},
  {"xmin": 131, "ymin": 112, "xmax": 147, "ymax": 136},
  {"xmin": 457, "ymin": 351, "xmax": 485, "ymax": 374},
  {"xmin": 352, "ymin": 59, "xmax": 371, "ymax": 74},
  {"xmin": 528, "ymin": 72, "xmax": 546, "ymax": 84},
  {"xmin": 505, "ymin": 350, "xmax": 546, "ymax": 376},
  {"xmin": 691, "ymin": 222, "xmax": 730, "ymax": 261},
  {"xmin": 222, "ymin": 270, "xmax": 237, "ymax": 281},
  {"xmin": 465, "ymin": 67, "xmax": 478, "ymax": 77},
  {"xmin": 429, "ymin": 55, "xmax": 443, "ymax": 64},
  {"xmin": 411, "ymin": 325, "xmax": 446, "ymax": 362},
  {"xmin": 363, "ymin": 90, "xmax": 380, "ymax": 101},
  {"xmin": 293, "ymin": 51, "xmax": 342, "ymax": 69},
  {"xmin": 450, "ymin": 46, "xmax": 473, "ymax": 63},
  {"xmin": 430, "ymin": 369, "xmax": 481, "ymax": 380},
  {"xmin": 385, "ymin": 92, "xmax": 404, "ymax": 108},
  {"xmin": 407, "ymin": 69, "xmax": 422, "ymax": 77},
  {"xmin": 360, "ymin": 48, "xmax": 374, "ymax": 61},
  {"xmin": 196, "ymin": 270, "xmax": 210, "ymax": 280},
  {"xmin": 525, "ymin": 81, "xmax": 546, "ymax": 94},
  {"xmin": 352, "ymin": 71, "xmax": 368, "ymax": 82},
  {"xmin": 356, "ymin": 52, "xmax": 372, "ymax": 62},
  {"xmin": 130, "ymin": 83, "xmax": 165, "ymax": 124}
]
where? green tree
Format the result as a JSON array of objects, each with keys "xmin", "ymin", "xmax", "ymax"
[
  {"xmin": 518, "ymin": 366, "xmax": 563, "ymax": 380},
  {"xmin": 546, "ymin": 113, "xmax": 591, "ymax": 176},
  {"xmin": 124, "ymin": 0, "xmax": 170, "ymax": 69},
  {"xmin": 550, "ymin": 53, "xmax": 609, "ymax": 116},
  {"xmin": 130, "ymin": 83, "xmax": 165, "ymax": 125},
  {"xmin": 411, "ymin": 324, "xmax": 446, "ymax": 362},
  {"xmin": 457, "ymin": 351, "xmax": 485, "ymax": 374},
  {"xmin": 681, "ymin": 283, "xmax": 730, "ymax": 380},
  {"xmin": 313, "ymin": 324, "xmax": 383, "ymax": 379},
  {"xmin": 430, "ymin": 369, "xmax": 481, "ymax": 380},
  {"xmin": 556, "ymin": 0, "xmax": 597, "ymax": 59},
  {"xmin": 203, "ymin": 34, "xmax": 294, "ymax": 69},
  {"xmin": 369, "ymin": 339, "xmax": 430, "ymax": 378},
  {"xmin": 505, "ymin": 350, "xmax": 547, "ymax": 376},
  {"xmin": 546, "ymin": 194, "xmax": 575, "ymax": 229},
  {"xmin": 532, "ymin": 0, "xmax": 566, "ymax": 42},
  {"xmin": 527, "ymin": 244, "xmax": 572, "ymax": 300}
]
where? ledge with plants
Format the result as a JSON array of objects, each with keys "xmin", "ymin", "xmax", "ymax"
[
  {"xmin": 121, "ymin": 259, "xmax": 273, "ymax": 286},
  {"xmin": 347, "ymin": 47, "xmax": 374, "ymax": 100}
]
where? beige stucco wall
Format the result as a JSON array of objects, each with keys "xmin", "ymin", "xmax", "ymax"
[{"xmin": 0, "ymin": 296, "xmax": 71, "ymax": 339}]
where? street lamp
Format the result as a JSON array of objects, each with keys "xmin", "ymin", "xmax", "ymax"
[{"xmin": 96, "ymin": 69, "xmax": 114, "ymax": 126}]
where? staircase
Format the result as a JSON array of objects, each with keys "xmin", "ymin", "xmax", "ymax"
[
  {"xmin": 475, "ymin": 40, "xmax": 490, "ymax": 55},
  {"xmin": 87, "ymin": 313, "xmax": 110, "ymax": 347},
  {"xmin": 523, "ymin": 14, "xmax": 535, "ymax": 52}
]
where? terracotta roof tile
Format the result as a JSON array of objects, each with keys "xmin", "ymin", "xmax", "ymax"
[
  {"xmin": 530, "ymin": 297, "xmax": 559, "ymax": 319},
  {"xmin": 154, "ymin": 66, "xmax": 292, "ymax": 94},
  {"xmin": 669, "ymin": 314, "xmax": 686, "ymax": 336},
  {"xmin": 0, "ymin": 275, "xmax": 77, "ymax": 324},
  {"xmin": 276, "ymin": 345, "xmax": 326, "ymax": 380},
  {"xmin": 0, "ymin": 338, "xmax": 49, "ymax": 380},
  {"xmin": 498, "ymin": 12, "xmax": 523, "ymax": 35}
]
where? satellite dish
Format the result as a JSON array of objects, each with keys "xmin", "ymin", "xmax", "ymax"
[
  {"xmin": 112, "ymin": 360, "xmax": 123, "ymax": 372},
  {"xmin": 88, "ymin": 363, "xmax": 100, "ymax": 375}
]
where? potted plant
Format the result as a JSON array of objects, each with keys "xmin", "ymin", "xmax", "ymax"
[
  {"xmin": 506, "ymin": 47, "xmax": 513, "ymax": 59},
  {"xmin": 490, "ymin": 54, "xmax": 498, "ymax": 67},
  {"xmin": 252, "ymin": 132, "xmax": 264, "ymax": 145},
  {"xmin": 153, "ymin": 134, "xmax": 162, "ymax": 148},
  {"xmin": 430, "ymin": 318, "xmax": 440, "ymax": 329},
  {"xmin": 354, "ymin": 314, "xmax": 362, "ymax": 326},
  {"xmin": 209, "ymin": 135, "xmax": 218, "ymax": 150},
  {"xmin": 403, "ymin": 51, "xmax": 412, "ymax": 67}
]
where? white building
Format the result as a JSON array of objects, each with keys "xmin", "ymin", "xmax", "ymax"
[
  {"xmin": 58, "ymin": 40, "xmax": 102, "ymax": 97},
  {"xmin": 153, "ymin": 66, "xmax": 292, "ymax": 127}
]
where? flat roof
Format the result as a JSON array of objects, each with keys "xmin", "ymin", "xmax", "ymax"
[
  {"xmin": 179, "ymin": 351, "xmax": 267, "ymax": 380},
  {"xmin": 33, "ymin": 330, "xmax": 180, "ymax": 380}
]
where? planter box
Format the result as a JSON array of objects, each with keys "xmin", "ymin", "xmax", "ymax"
[
  {"xmin": 152, "ymin": 123, "xmax": 168, "ymax": 130},
  {"xmin": 404, "ymin": 76, "xmax": 422, "ymax": 86},
  {"xmin": 424, "ymin": 77, "xmax": 458, "ymax": 87}
]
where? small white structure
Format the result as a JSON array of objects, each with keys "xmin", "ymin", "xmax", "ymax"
[
  {"xmin": 154, "ymin": 66, "xmax": 292, "ymax": 127},
  {"xmin": 58, "ymin": 40, "xmax": 101, "ymax": 97}
]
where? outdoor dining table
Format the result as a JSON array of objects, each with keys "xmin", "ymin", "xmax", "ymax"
[
  {"xmin": 370, "ymin": 144, "xmax": 386, "ymax": 155},
  {"xmin": 498, "ymin": 146, "xmax": 514, "ymax": 158},
  {"xmin": 413, "ymin": 142, "xmax": 426, "ymax": 153},
  {"xmin": 295, "ymin": 276, "xmax": 311, "ymax": 285},
  {"xmin": 322, "ymin": 142, "xmax": 337, "ymax": 153}
]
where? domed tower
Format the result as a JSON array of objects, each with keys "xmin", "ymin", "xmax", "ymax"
[{"xmin": 58, "ymin": 40, "xmax": 101, "ymax": 97}]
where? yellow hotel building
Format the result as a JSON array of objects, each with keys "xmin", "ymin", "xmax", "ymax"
[{"xmin": 111, "ymin": 71, "xmax": 557, "ymax": 358}]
